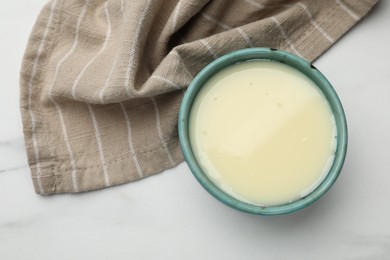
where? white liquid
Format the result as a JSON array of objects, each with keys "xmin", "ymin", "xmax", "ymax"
[{"xmin": 189, "ymin": 60, "xmax": 337, "ymax": 206}]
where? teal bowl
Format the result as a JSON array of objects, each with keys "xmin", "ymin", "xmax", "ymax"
[{"xmin": 178, "ymin": 48, "xmax": 348, "ymax": 215}]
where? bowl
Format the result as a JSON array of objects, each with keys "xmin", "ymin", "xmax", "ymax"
[{"xmin": 178, "ymin": 48, "xmax": 348, "ymax": 215}]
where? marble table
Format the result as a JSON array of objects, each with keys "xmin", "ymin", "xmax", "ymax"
[{"xmin": 1, "ymin": 1, "xmax": 389, "ymax": 259}]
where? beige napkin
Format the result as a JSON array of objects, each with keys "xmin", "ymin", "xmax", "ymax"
[{"xmin": 20, "ymin": 0, "xmax": 378, "ymax": 195}]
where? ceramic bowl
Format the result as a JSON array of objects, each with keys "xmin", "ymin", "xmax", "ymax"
[{"xmin": 178, "ymin": 48, "xmax": 348, "ymax": 215}]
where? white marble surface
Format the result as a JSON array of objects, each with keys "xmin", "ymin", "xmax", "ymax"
[{"xmin": 1, "ymin": 1, "xmax": 390, "ymax": 259}]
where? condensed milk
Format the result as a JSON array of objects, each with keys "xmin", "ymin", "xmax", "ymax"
[{"xmin": 189, "ymin": 60, "xmax": 337, "ymax": 206}]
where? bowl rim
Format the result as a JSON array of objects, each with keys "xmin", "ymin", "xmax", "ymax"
[{"xmin": 178, "ymin": 47, "xmax": 348, "ymax": 215}]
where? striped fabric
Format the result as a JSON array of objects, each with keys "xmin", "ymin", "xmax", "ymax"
[{"xmin": 20, "ymin": 0, "xmax": 378, "ymax": 195}]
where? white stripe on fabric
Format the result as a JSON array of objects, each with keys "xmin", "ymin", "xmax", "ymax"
[
  {"xmin": 72, "ymin": 2, "xmax": 112, "ymax": 99},
  {"xmin": 124, "ymin": 0, "xmax": 153, "ymax": 95},
  {"xmin": 119, "ymin": 103, "xmax": 143, "ymax": 178},
  {"xmin": 335, "ymin": 0, "xmax": 359, "ymax": 21},
  {"xmin": 201, "ymin": 12, "xmax": 254, "ymax": 47},
  {"xmin": 243, "ymin": 0, "xmax": 264, "ymax": 9},
  {"xmin": 99, "ymin": 53, "xmax": 119, "ymax": 103},
  {"xmin": 100, "ymin": 0, "xmax": 129, "ymax": 103},
  {"xmin": 151, "ymin": 75, "xmax": 182, "ymax": 89},
  {"xmin": 49, "ymin": 101, "xmax": 78, "ymax": 191},
  {"xmin": 75, "ymin": 2, "xmax": 112, "ymax": 187},
  {"xmin": 171, "ymin": 50, "xmax": 193, "ymax": 78},
  {"xmin": 201, "ymin": 12, "xmax": 230, "ymax": 30},
  {"xmin": 271, "ymin": 16, "xmax": 304, "ymax": 58},
  {"xmin": 200, "ymin": 39, "xmax": 218, "ymax": 59},
  {"xmin": 151, "ymin": 97, "xmax": 176, "ymax": 167},
  {"xmin": 171, "ymin": 0, "xmax": 182, "ymax": 33},
  {"xmin": 27, "ymin": 0, "xmax": 58, "ymax": 194},
  {"xmin": 87, "ymin": 104, "xmax": 110, "ymax": 186},
  {"xmin": 48, "ymin": 0, "xmax": 89, "ymax": 192},
  {"xmin": 49, "ymin": 1, "xmax": 88, "ymax": 97},
  {"xmin": 296, "ymin": 3, "xmax": 334, "ymax": 43},
  {"xmin": 244, "ymin": 1, "xmax": 334, "ymax": 44},
  {"xmin": 120, "ymin": 0, "xmax": 124, "ymax": 14},
  {"xmin": 236, "ymin": 28, "xmax": 254, "ymax": 47}
]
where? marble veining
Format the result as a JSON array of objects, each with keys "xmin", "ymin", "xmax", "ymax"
[
  {"xmin": 0, "ymin": 137, "xmax": 29, "ymax": 173},
  {"xmin": 0, "ymin": 165, "xmax": 28, "ymax": 174}
]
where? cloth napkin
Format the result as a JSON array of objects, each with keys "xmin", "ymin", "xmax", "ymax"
[{"xmin": 20, "ymin": 0, "xmax": 378, "ymax": 195}]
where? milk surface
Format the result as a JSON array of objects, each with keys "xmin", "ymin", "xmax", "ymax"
[{"xmin": 189, "ymin": 60, "xmax": 336, "ymax": 206}]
